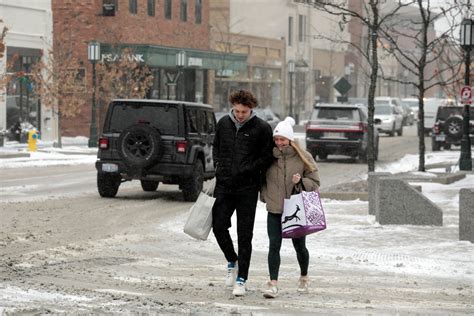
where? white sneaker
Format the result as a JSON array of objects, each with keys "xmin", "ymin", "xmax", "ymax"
[
  {"xmin": 297, "ymin": 276, "xmax": 310, "ymax": 293},
  {"xmin": 232, "ymin": 277, "xmax": 246, "ymax": 296},
  {"xmin": 263, "ymin": 281, "xmax": 278, "ymax": 298},
  {"xmin": 225, "ymin": 262, "xmax": 238, "ymax": 287}
]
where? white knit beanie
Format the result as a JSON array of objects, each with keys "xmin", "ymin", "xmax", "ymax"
[{"xmin": 273, "ymin": 116, "xmax": 296, "ymax": 141}]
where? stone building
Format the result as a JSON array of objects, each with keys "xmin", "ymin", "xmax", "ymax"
[{"xmin": 0, "ymin": 0, "xmax": 54, "ymax": 140}]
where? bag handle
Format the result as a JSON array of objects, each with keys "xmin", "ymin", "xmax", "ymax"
[
  {"xmin": 291, "ymin": 178, "xmax": 306, "ymax": 195},
  {"xmin": 203, "ymin": 178, "xmax": 216, "ymax": 196}
]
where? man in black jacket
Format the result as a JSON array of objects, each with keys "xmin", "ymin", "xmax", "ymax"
[{"xmin": 212, "ymin": 90, "xmax": 274, "ymax": 296}]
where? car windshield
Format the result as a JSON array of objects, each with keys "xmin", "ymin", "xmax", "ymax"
[
  {"xmin": 374, "ymin": 105, "xmax": 392, "ymax": 115},
  {"xmin": 436, "ymin": 107, "xmax": 464, "ymax": 120},
  {"xmin": 108, "ymin": 102, "xmax": 179, "ymax": 135},
  {"xmin": 312, "ymin": 108, "xmax": 359, "ymax": 121},
  {"xmin": 402, "ymin": 100, "xmax": 418, "ymax": 109},
  {"xmin": 375, "ymin": 100, "xmax": 390, "ymax": 106}
]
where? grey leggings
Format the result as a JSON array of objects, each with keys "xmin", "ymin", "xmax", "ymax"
[{"xmin": 267, "ymin": 212, "xmax": 309, "ymax": 281}]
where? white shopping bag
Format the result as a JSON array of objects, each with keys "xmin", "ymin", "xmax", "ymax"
[{"xmin": 183, "ymin": 180, "xmax": 215, "ymax": 240}]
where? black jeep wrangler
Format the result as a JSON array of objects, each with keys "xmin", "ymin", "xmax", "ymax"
[
  {"xmin": 431, "ymin": 105, "xmax": 474, "ymax": 151},
  {"xmin": 95, "ymin": 99, "xmax": 216, "ymax": 201}
]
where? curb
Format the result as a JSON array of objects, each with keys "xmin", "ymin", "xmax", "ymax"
[
  {"xmin": 36, "ymin": 149, "xmax": 97, "ymax": 156},
  {"xmin": 0, "ymin": 152, "xmax": 31, "ymax": 159},
  {"xmin": 397, "ymin": 172, "xmax": 466, "ymax": 185},
  {"xmin": 320, "ymin": 191, "xmax": 368, "ymax": 201}
]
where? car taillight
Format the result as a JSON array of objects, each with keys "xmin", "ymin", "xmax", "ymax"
[
  {"xmin": 306, "ymin": 124, "xmax": 321, "ymax": 131},
  {"xmin": 176, "ymin": 141, "xmax": 187, "ymax": 153},
  {"xmin": 99, "ymin": 137, "xmax": 109, "ymax": 149},
  {"xmin": 357, "ymin": 122, "xmax": 367, "ymax": 132},
  {"xmin": 433, "ymin": 122, "xmax": 440, "ymax": 134}
]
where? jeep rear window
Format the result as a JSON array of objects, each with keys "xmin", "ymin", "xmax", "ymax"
[
  {"xmin": 436, "ymin": 107, "xmax": 463, "ymax": 120},
  {"xmin": 107, "ymin": 103, "xmax": 179, "ymax": 135},
  {"xmin": 312, "ymin": 108, "xmax": 359, "ymax": 121}
]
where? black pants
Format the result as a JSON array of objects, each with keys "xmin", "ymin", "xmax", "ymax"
[
  {"xmin": 267, "ymin": 212, "xmax": 309, "ymax": 281},
  {"xmin": 212, "ymin": 191, "xmax": 258, "ymax": 281}
]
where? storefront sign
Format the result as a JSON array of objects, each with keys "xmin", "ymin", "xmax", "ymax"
[
  {"xmin": 188, "ymin": 57, "xmax": 202, "ymax": 67},
  {"xmin": 101, "ymin": 53, "xmax": 145, "ymax": 63}
]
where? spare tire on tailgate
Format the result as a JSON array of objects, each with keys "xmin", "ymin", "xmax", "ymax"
[
  {"xmin": 444, "ymin": 115, "xmax": 463, "ymax": 139},
  {"xmin": 118, "ymin": 124, "xmax": 162, "ymax": 168}
]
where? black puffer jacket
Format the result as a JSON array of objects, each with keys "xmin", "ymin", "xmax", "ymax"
[{"xmin": 213, "ymin": 114, "xmax": 274, "ymax": 194}]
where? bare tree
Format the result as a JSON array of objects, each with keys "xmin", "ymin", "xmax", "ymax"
[
  {"xmin": 378, "ymin": 0, "xmax": 464, "ymax": 171},
  {"xmin": 96, "ymin": 46, "xmax": 153, "ymax": 126},
  {"xmin": 313, "ymin": 0, "xmax": 412, "ymax": 172},
  {"xmin": 434, "ymin": 40, "xmax": 464, "ymax": 102},
  {"xmin": 209, "ymin": 10, "xmax": 250, "ymax": 111},
  {"xmin": 30, "ymin": 48, "xmax": 87, "ymax": 148},
  {"xmin": 0, "ymin": 20, "xmax": 8, "ymax": 96}
]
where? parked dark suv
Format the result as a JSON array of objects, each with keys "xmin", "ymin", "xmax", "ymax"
[
  {"xmin": 95, "ymin": 99, "xmax": 216, "ymax": 201},
  {"xmin": 431, "ymin": 105, "xmax": 474, "ymax": 151},
  {"xmin": 306, "ymin": 103, "xmax": 379, "ymax": 162}
]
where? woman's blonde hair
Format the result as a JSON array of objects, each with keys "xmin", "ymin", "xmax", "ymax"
[{"xmin": 290, "ymin": 140, "xmax": 316, "ymax": 173}]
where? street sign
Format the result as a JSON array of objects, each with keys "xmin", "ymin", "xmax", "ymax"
[
  {"xmin": 460, "ymin": 86, "xmax": 472, "ymax": 105},
  {"xmin": 334, "ymin": 77, "xmax": 352, "ymax": 95},
  {"xmin": 337, "ymin": 96, "xmax": 348, "ymax": 103}
]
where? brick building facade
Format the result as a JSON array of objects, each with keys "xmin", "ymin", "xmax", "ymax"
[{"xmin": 52, "ymin": 0, "xmax": 245, "ymax": 137}]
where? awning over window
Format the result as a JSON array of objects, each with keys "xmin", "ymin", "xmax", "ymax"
[{"xmin": 99, "ymin": 44, "xmax": 247, "ymax": 73}]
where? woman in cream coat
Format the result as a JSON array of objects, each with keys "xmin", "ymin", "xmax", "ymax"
[{"xmin": 260, "ymin": 116, "xmax": 320, "ymax": 299}]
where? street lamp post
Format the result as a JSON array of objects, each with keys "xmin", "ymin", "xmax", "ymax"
[
  {"xmin": 288, "ymin": 60, "xmax": 295, "ymax": 117},
  {"xmin": 88, "ymin": 42, "xmax": 100, "ymax": 148},
  {"xmin": 459, "ymin": 18, "xmax": 473, "ymax": 171},
  {"xmin": 176, "ymin": 50, "xmax": 186, "ymax": 100}
]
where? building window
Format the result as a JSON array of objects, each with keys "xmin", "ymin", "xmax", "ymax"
[
  {"xmin": 129, "ymin": 0, "xmax": 137, "ymax": 14},
  {"xmin": 195, "ymin": 0, "xmax": 202, "ymax": 24},
  {"xmin": 180, "ymin": 0, "xmax": 188, "ymax": 22},
  {"xmin": 298, "ymin": 14, "xmax": 306, "ymax": 42},
  {"xmin": 288, "ymin": 16, "xmax": 293, "ymax": 46},
  {"xmin": 147, "ymin": 0, "xmax": 155, "ymax": 16},
  {"xmin": 165, "ymin": 0, "xmax": 172, "ymax": 19}
]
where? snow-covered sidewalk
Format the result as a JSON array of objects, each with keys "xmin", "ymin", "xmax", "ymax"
[
  {"xmin": 0, "ymin": 136, "xmax": 97, "ymax": 169},
  {"xmin": 0, "ymin": 137, "xmax": 473, "ymax": 313}
]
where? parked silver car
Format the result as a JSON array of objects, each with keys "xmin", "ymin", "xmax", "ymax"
[{"xmin": 374, "ymin": 97, "xmax": 404, "ymax": 136}]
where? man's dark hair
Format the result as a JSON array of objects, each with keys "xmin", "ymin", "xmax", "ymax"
[{"xmin": 229, "ymin": 90, "xmax": 258, "ymax": 108}]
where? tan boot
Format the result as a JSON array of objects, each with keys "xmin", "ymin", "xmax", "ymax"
[
  {"xmin": 263, "ymin": 281, "xmax": 279, "ymax": 298},
  {"xmin": 297, "ymin": 276, "xmax": 310, "ymax": 293}
]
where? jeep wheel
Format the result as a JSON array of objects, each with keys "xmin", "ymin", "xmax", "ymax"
[
  {"xmin": 141, "ymin": 180, "xmax": 159, "ymax": 192},
  {"xmin": 431, "ymin": 140, "xmax": 441, "ymax": 152},
  {"xmin": 444, "ymin": 115, "xmax": 463, "ymax": 139},
  {"xmin": 182, "ymin": 161, "xmax": 204, "ymax": 202},
  {"xmin": 444, "ymin": 144, "xmax": 452, "ymax": 150},
  {"xmin": 118, "ymin": 124, "xmax": 162, "ymax": 168},
  {"xmin": 97, "ymin": 173, "xmax": 121, "ymax": 198}
]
